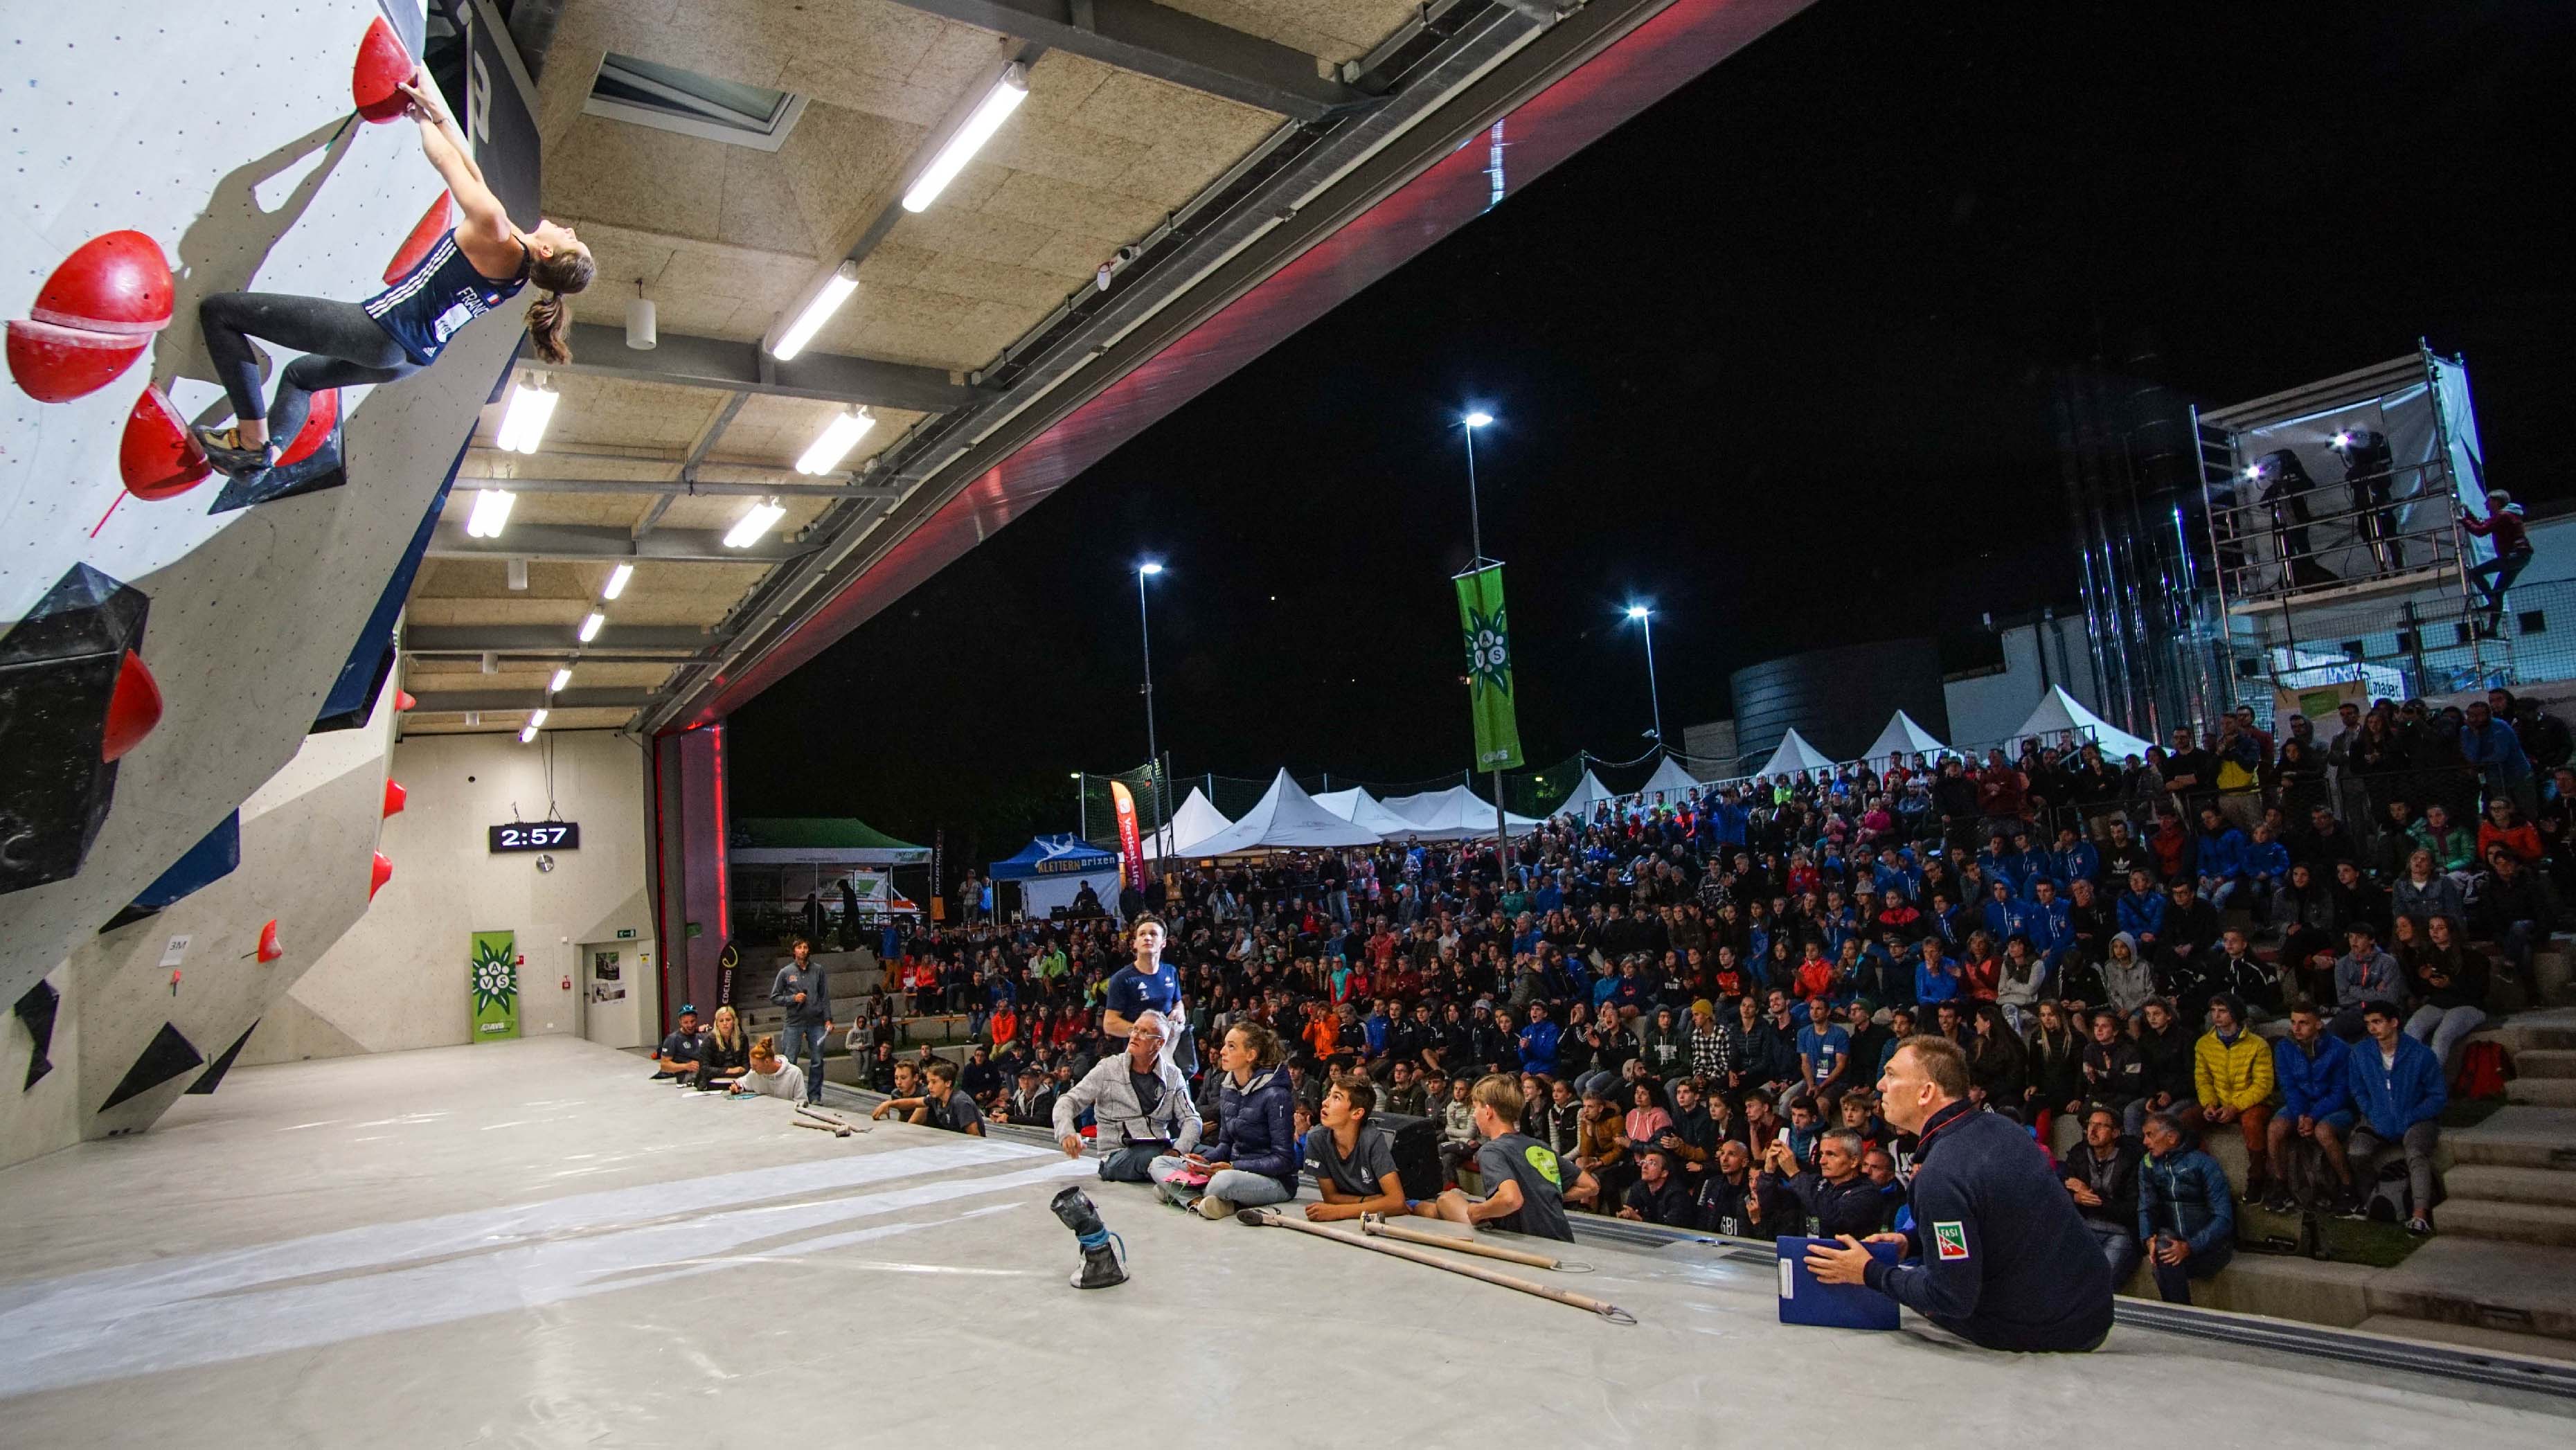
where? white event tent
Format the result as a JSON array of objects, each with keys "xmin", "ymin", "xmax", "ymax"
[
  {"xmin": 1635, "ymin": 755, "xmax": 1701, "ymax": 803},
  {"xmin": 2010, "ymin": 686, "xmax": 2156, "ymax": 762},
  {"xmin": 1145, "ymin": 787, "xmax": 1233, "ymax": 859},
  {"xmin": 1755, "ymin": 728, "xmax": 1837, "ymax": 778},
  {"xmin": 1548, "ymin": 769, "xmax": 1618, "ymax": 819},
  {"xmin": 1314, "ymin": 787, "xmax": 1426, "ymax": 837},
  {"xmin": 1381, "ymin": 784, "xmax": 1544, "ymax": 840},
  {"xmin": 1172, "ymin": 771, "xmax": 1381, "ymax": 857},
  {"xmin": 1862, "ymin": 710, "xmax": 1948, "ymax": 764}
]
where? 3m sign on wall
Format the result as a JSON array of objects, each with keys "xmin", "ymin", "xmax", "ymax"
[{"xmin": 469, "ymin": 929, "xmax": 520, "ymax": 1041}]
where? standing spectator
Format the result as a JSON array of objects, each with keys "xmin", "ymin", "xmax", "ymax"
[
  {"xmin": 2460, "ymin": 696, "xmax": 2537, "ymax": 818},
  {"xmin": 2061, "ymin": 1107, "xmax": 2145, "ymax": 1289},
  {"xmin": 2192, "ymin": 994, "xmax": 2277, "ymax": 1202},
  {"xmin": 2138, "ymin": 1112, "xmax": 2235, "ymax": 1305},
  {"xmin": 768, "ymin": 940, "xmax": 832, "ymax": 1108},
  {"xmin": 2346, "ymin": 1001, "xmax": 2447, "ymax": 1235}
]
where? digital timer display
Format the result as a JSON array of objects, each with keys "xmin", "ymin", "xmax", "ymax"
[{"xmin": 489, "ymin": 822, "xmax": 580, "ymax": 852}]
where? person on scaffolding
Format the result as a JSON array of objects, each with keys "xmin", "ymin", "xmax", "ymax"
[{"xmin": 2461, "ymin": 489, "xmax": 2534, "ymax": 634}]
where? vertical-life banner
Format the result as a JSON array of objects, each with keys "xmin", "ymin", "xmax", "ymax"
[
  {"xmin": 1109, "ymin": 780, "xmax": 1147, "ymax": 887},
  {"xmin": 469, "ymin": 930, "xmax": 521, "ymax": 1041},
  {"xmin": 1456, "ymin": 564, "xmax": 1526, "ymax": 771}
]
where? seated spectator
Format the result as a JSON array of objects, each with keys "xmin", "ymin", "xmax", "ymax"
[
  {"xmin": 1965, "ymin": 1003, "xmax": 2028, "ymax": 1118},
  {"xmin": 695, "ymin": 1005, "xmax": 751, "ymax": 1092},
  {"xmin": 1694, "ymin": 1139, "xmax": 1780, "ymax": 1238},
  {"xmin": 1005, "ymin": 1064, "xmax": 1058, "ymax": 1127},
  {"xmin": 729, "ymin": 1035, "xmax": 806, "ymax": 1101},
  {"xmin": 960, "ymin": 1044, "xmax": 1002, "ymax": 1103},
  {"xmin": 2270, "ymin": 862, "xmax": 2340, "ymax": 999},
  {"xmin": 1618, "ymin": 1147, "xmax": 1697, "ymax": 1226},
  {"xmin": 1996, "ymin": 936, "xmax": 2048, "ymax": 1036},
  {"xmin": 1437, "ymin": 1074, "xmax": 1478, "ymax": 1178},
  {"xmin": 1914, "ymin": 936, "xmax": 1962, "ymax": 1008},
  {"xmin": 873, "ymin": 1059, "xmax": 985, "ymax": 1135},
  {"xmin": 1300, "ymin": 1075, "xmax": 1408, "ymax": 1222},
  {"xmin": 2329, "ymin": 922, "xmax": 2403, "ymax": 1041},
  {"xmin": 2194, "ymin": 929, "xmax": 2282, "ymax": 1024},
  {"xmin": 1564, "ymin": 1084, "xmax": 1627, "ymax": 1210},
  {"xmin": 652, "ymin": 1006, "xmax": 704, "ymax": 1082},
  {"xmin": 2023, "ymin": 1000, "xmax": 2087, "ymax": 1138},
  {"xmin": 2138, "ymin": 1111, "xmax": 2234, "ymax": 1306},
  {"xmin": 2192, "ymin": 994, "xmax": 2277, "ymax": 1203},
  {"xmin": 1798, "ymin": 1003, "xmax": 1854, "ymax": 1102},
  {"xmin": 2082, "ymin": 1008, "xmax": 2147, "ymax": 1132},
  {"xmin": 2061, "ymin": 1106, "xmax": 2145, "ymax": 1288},
  {"xmin": 1652, "ymin": 1076, "xmax": 1718, "ymax": 1171},
  {"xmin": 2194, "ymin": 806, "xmax": 2249, "ymax": 911},
  {"xmin": 2243, "ymin": 821, "xmax": 2290, "ymax": 919},
  {"xmin": 1155, "ymin": 1021, "xmax": 1297, "ymax": 1219},
  {"xmin": 1537, "ymin": 1075, "xmax": 1584, "ymax": 1158},
  {"xmin": 1052, "ymin": 1009, "xmax": 1201, "ymax": 1181},
  {"xmin": 2264, "ymin": 999, "xmax": 2356, "ymax": 1214},
  {"xmin": 2158, "ymin": 878, "xmax": 2220, "ymax": 974},
  {"xmin": 2097, "ymin": 931, "xmax": 2156, "ymax": 1019},
  {"xmin": 2347, "ymin": 1001, "xmax": 2446, "ymax": 1235},
  {"xmin": 1383, "ymin": 1058, "xmax": 1429, "ymax": 1117},
  {"xmin": 2479, "ymin": 846, "xmax": 2549, "ymax": 1001},
  {"xmin": 2134, "ymin": 998, "xmax": 2198, "ymax": 1134},
  {"xmin": 2390, "ymin": 847, "xmax": 2467, "ymax": 929},
  {"xmin": 1766, "ymin": 1127, "xmax": 1890, "ymax": 1238},
  {"xmin": 2411, "ymin": 803, "xmax": 2479, "ymax": 882},
  {"xmin": 2403, "ymin": 912, "xmax": 2490, "ymax": 1070},
  {"xmin": 1413, "ymin": 1073, "xmax": 1574, "ymax": 1241}
]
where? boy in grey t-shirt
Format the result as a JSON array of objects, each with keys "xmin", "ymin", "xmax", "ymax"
[
  {"xmin": 1417, "ymin": 1074, "xmax": 1574, "ymax": 1242},
  {"xmin": 1302, "ymin": 1077, "xmax": 1407, "ymax": 1221}
]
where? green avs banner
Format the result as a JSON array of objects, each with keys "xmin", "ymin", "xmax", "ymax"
[
  {"xmin": 470, "ymin": 930, "xmax": 521, "ymax": 1041},
  {"xmin": 1455, "ymin": 563, "xmax": 1525, "ymax": 771}
]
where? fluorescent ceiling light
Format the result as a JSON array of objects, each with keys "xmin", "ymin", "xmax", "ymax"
[
  {"xmin": 602, "ymin": 562, "xmax": 634, "ymax": 600},
  {"xmin": 528, "ymin": 708, "xmax": 549, "ymax": 728},
  {"xmin": 465, "ymin": 488, "xmax": 516, "ymax": 539},
  {"xmin": 579, "ymin": 612, "xmax": 605, "ymax": 643},
  {"xmin": 902, "ymin": 64, "xmax": 1027, "ymax": 213},
  {"xmin": 518, "ymin": 724, "xmax": 539, "ymax": 743},
  {"xmin": 548, "ymin": 668, "xmax": 572, "ymax": 693},
  {"xmin": 795, "ymin": 408, "xmax": 875, "ymax": 475},
  {"xmin": 724, "ymin": 498, "xmax": 787, "ymax": 549},
  {"xmin": 495, "ymin": 380, "xmax": 559, "ymax": 454},
  {"xmin": 769, "ymin": 260, "xmax": 858, "ymax": 361}
]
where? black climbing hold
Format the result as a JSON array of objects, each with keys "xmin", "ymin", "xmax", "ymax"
[
  {"xmin": 100, "ymin": 1021, "xmax": 203, "ymax": 1111},
  {"xmin": 13, "ymin": 979, "xmax": 60, "ymax": 1091},
  {"xmin": 186, "ymin": 1019, "xmax": 258, "ymax": 1095}
]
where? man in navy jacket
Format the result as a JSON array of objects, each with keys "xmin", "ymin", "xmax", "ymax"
[{"xmin": 2347, "ymin": 1001, "xmax": 2447, "ymax": 1233}]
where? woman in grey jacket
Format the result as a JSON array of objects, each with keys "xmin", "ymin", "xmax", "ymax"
[{"xmin": 1154, "ymin": 1021, "xmax": 1298, "ymax": 1218}]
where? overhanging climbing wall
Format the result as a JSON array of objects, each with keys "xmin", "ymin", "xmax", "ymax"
[{"xmin": 0, "ymin": 2, "xmax": 533, "ymax": 1015}]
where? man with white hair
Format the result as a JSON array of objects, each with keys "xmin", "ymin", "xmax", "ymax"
[{"xmin": 1053, "ymin": 1008, "xmax": 1201, "ymax": 1182}]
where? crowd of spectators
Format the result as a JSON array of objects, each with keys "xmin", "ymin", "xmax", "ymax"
[{"xmin": 722, "ymin": 688, "xmax": 2568, "ymax": 1296}]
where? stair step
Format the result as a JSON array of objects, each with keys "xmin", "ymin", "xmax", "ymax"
[
  {"xmin": 2448, "ymin": 1165, "xmax": 2576, "ymax": 1208},
  {"xmin": 2470, "ymin": 1010, "xmax": 2576, "ymax": 1055},
  {"xmin": 2446, "ymin": 1106, "xmax": 2576, "ymax": 1170},
  {"xmin": 2365, "ymin": 1237, "xmax": 2576, "ymax": 1341},
  {"xmin": 2439, "ymin": 1198, "xmax": 2576, "ymax": 1248},
  {"xmin": 2352, "ymin": 1313, "xmax": 2576, "ymax": 1363},
  {"xmin": 2514, "ymin": 1048, "xmax": 2576, "ymax": 1080},
  {"xmin": 2507, "ymin": 1077, "xmax": 2576, "ymax": 1107}
]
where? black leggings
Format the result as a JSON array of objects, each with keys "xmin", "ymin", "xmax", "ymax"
[{"xmin": 199, "ymin": 292, "xmax": 420, "ymax": 451}]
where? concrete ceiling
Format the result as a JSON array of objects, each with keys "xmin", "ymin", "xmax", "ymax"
[{"xmin": 403, "ymin": 0, "xmax": 1431, "ymax": 737}]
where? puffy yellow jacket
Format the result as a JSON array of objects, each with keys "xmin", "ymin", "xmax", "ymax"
[{"xmin": 2194, "ymin": 1028, "xmax": 2275, "ymax": 1112}]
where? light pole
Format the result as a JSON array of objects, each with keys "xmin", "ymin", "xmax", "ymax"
[
  {"xmin": 1135, "ymin": 562, "xmax": 1166, "ymax": 858},
  {"xmin": 1625, "ymin": 604, "xmax": 1665, "ymax": 751},
  {"xmin": 1459, "ymin": 410, "xmax": 1507, "ymax": 848},
  {"xmin": 1072, "ymin": 771, "xmax": 1086, "ymax": 839}
]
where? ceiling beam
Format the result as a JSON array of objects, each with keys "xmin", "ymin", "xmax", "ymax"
[
  {"xmin": 452, "ymin": 474, "xmax": 901, "ymax": 499},
  {"xmin": 402, "ymin": 625, "xmax": 719, "ymax": 654},
  {"xmin": 556, "ymin": 324, "xmax": 980, "ymax": 414},
  {"xmin": 426, "ymin": 521, "xmax": 807, "ymax": 563},
  {"xmin": 406, "ymin": 688, "xmax": 654, "ymax": 714},
  {"xmin": 878, "ymin": 0, "xmax": 1375, "ymax": 121}
]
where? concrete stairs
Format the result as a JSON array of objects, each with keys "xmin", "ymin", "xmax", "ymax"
[{"xmin": 2442, "ymin": 1011, "xmax": 2576, "ymax": 1255}]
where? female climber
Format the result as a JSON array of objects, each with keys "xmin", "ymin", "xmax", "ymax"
[{"xmin": 193, "ymin": 68, "xmax": 593, "ymax": 475}]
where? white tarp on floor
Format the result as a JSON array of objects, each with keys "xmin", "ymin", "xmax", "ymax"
[
  {"xmin": 1862, "ymin": 710, "xmax": 1949, "ymax": 764},
  {"xmin": 1173, "ymin": 771, "xmax": 1381, "ymax": 856},
  {"xmin": 1314, "ymin": 787, "xmax": 1428, "ymax": 837},
  {"xmin": 2010, "ymin": 686, "xmax": 2156, "ymax": 762},
  {"xmin": 1755, "ymin": 728, "xmax": 1838, "ymax": 778}
]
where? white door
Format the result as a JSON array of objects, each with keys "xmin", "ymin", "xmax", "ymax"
[{"xmin": 583, "ymin": 940, "xmax": 645, "ymax": 1048}]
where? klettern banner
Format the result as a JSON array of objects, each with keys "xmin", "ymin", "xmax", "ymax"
[
  {"xmin": 1109, "ymin": 780, "xmax": 1147, "ymax": 887},
  {"xmin": 1455, "ymin": 563, "xmax": 1526, "ymax": 771},
  {"xmin": 469, "ymin": 930, "xmax": 521, "ymax": 1041}
]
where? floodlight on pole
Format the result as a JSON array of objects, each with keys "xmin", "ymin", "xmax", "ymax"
[
  {"xmin": 1135, "ymin": 562, "xmax": 1168, "ymax": 857},
  {"xmin": 1623, "ymin": 603, "xmax": 1664, "ymax": 748},
  {"xmin": 1456, "ymin": 408, "xmax": 1508, "ymax": 844}
]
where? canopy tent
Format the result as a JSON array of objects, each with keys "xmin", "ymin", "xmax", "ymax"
[
  {"xmin": 1314, "ymin": 787, "xmax": 1426, "ymax": 838},
  {"xmin": 1634, "ymin": 755, "xmax": 1701, "ymax": 804},
  {"xmin": 1172, "ymin": 770, "xmax": 1381, "ymax": 857},
  {"xmin": 2010, "ymin": 686, "xmax": 2156, "ymax": 763},
  {"xmin": 1379, "ymin": 784, "xmax": 1544, "ymax": 840},
  {"xmin": 729, "ymin": 816, "xmax": 930, "ymax": 866},
  {"xmin": 1547, "ymin": 769, "xmax": 1618, "ymax": 820},
  {"xmin": 990, "ymin": 833, "xmax": 1120, "ymax": 920},
  {"xmin": 1754, "ymin": 728, "xmax": 1837, "ymax": 779},
  {"xmin": 1146, "ymin": 787, "xmax": 1234, "ymax": 859},
  {"xmin": 1861, "ymin": 710, "xmax": 1949, "ymax": 764}
]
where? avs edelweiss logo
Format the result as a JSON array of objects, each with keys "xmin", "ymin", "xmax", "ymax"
[
  {"xmin": 1463, "ymin": 605, "xmax": 1512, "ymax": 693},
  {"xmin": 1933, "ymin": 1221, "xmax": 1970, "ymax": 1260}
]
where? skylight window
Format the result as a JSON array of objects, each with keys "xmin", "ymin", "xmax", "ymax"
[{"xmin": 584, "ymin": 53, "xmax": 807, "ymax": 152}]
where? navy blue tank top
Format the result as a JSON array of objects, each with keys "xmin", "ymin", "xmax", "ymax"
[{"xmin": 363, "ymin": 231, "xmax": 530, "ymax": 366}]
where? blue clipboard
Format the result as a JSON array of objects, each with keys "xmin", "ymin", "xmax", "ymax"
[{"xmin": 1776, "ymin": 1236, "xmax": 1902, "ymax": 1330}]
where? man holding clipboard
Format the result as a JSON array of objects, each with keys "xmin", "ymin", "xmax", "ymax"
[{"xmin": 1802, "ymin": 1036, "xmax": 2114, "ymax": 1352}]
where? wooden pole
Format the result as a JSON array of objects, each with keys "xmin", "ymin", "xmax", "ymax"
[
  {"xmin": 1238, "ymin": 1209, "xmax": 1633, "ymax": 1323},
  {"xmin": 1357, "ymin": 1213, "xmax": 1589, "ymax": 1272}
]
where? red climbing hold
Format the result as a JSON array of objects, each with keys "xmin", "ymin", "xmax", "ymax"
[
  {"xmin": 386, "ymin": 193, "xmax": 452, "ymax": 283},
  {"xmin": 101, "ymin": 649, "xmax": 163, "ymax": 763},
  {"xmin": 276, "ymin": 386, "xmax": 340, "ymax": 467},
  {"xmin": 257, "ymin": 920, "xmax": 285, "ymax": 963},
  {"xmin": 370, "ymin": 850, "xmax": 395, "ymax": 900},
  {"xmin": 383, "ymin": 779, "xmax": 408, "ymax": 818},
  {"xmin": 119, "ymin": 386, "xmax": 213, "ymax": 500},
  {"xmin": 9, "ymin": 231, "xmax": 171, "ymax": 402},
  {"xmin": 352, "ymin": 17, "xmax": 415, "ymax": 123},
  {"xmin": 395, "ymin": 688, "xmax": 419, "ymax": 712}
]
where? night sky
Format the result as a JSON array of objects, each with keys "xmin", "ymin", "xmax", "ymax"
[{"xmin": 730, "ymin": 0, "xmax": 2576, "ymax": 863}]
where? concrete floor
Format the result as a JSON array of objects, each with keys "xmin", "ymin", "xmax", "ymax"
[{"xmin": 1, "ymin": 1039, "xmax": 2570, "ymax": 1447}]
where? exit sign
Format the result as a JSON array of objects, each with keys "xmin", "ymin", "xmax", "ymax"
[{"xmin": 616, "ymin": 928, "xmax": 636, "ymax": 939}]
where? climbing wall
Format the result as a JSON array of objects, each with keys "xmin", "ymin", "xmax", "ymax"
[{"xmin": 0, "ymin": 3, "xmax": 524, "ymax": 1026}]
